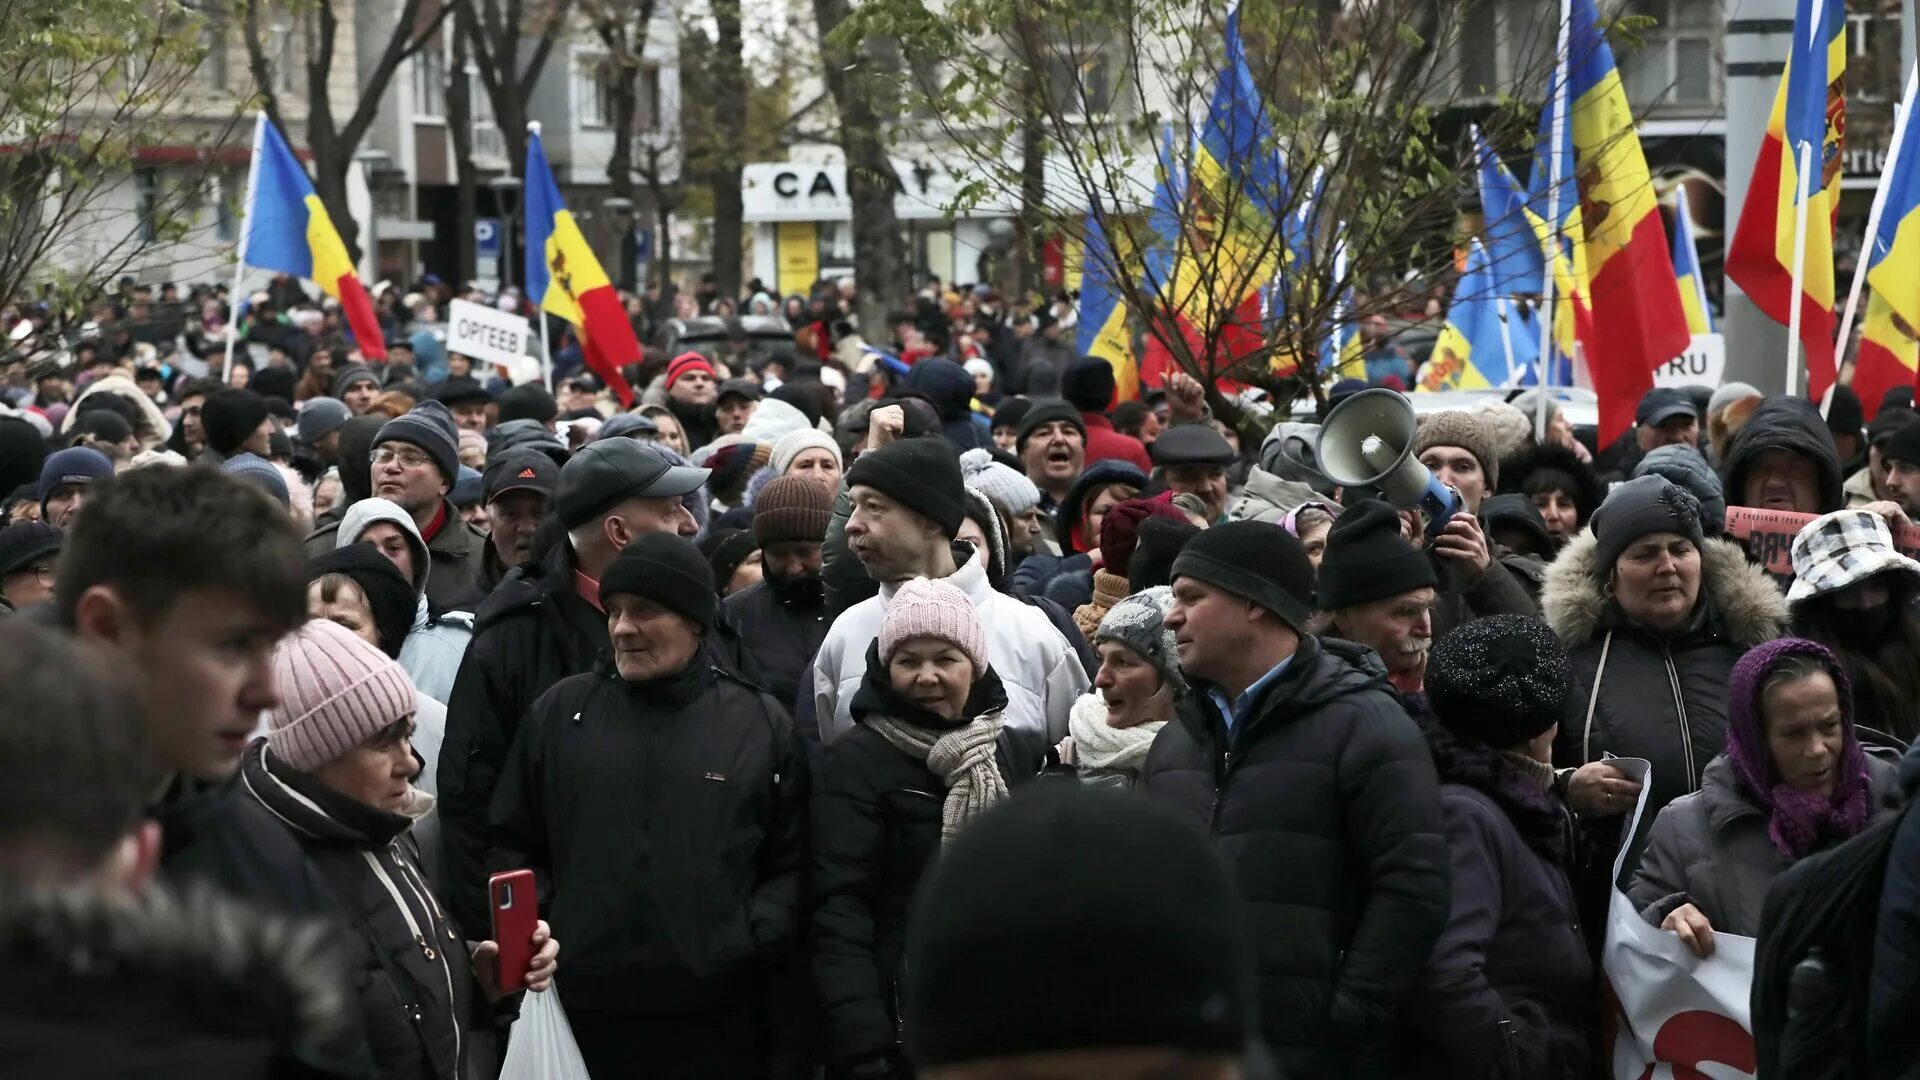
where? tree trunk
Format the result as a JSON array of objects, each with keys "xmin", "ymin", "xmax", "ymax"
[
  {"xmin": 311, "ymin": 144, "xmax": 361, "ymax": 264},
  {"xmin": 812, "ymin": 0, "xmax": 907, "ymax": 334},
  {"xmin": 449, "ymin": 19, "xmax": 477, "ymax": 282},
  {"xmin": 1014, "ymin": 67, "xmax": 1046, "ymax": 298},
  {"xmin": 708, "ymin": 0, "xmax": 746, "ymax": 299}
]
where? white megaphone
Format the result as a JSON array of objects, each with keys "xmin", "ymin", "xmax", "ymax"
[{"xmin": 1314, "ymin": 388, "xmax": 1459, "ymax": 541}]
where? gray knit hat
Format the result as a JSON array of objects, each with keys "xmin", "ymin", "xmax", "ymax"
[
  {"xmin": 295, "ymin": 397, "xmax": 351, "ymax": 445},
  {"xmin": 1633, "ymin": 444, "xmax": 1727, "ymax": 535},
  {"xmin": 1092, "ymin": 586, "xmax": 1187, "ymax": 699},
  {"xmin": 1412, "ymin": 410, "xmax": 1499, "ymax": 490},
  {"xmin": 958, "ymin": 447, "xmax": 1041, "ymax": 517},
  {"xmin": 1590, "ymin": 474, "xmax": 1705, "ymax": 574},
  {"xmin": 373, "ymin": 400, "xmax": 460, "ymax": 484}
]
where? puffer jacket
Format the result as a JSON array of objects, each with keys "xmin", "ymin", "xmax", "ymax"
[
  {"xmin": 1141, "ymin": 635, "xmax": 1449, "ymax": 1078},
  {"xmin": 724, "ymin": 576, "xmax": 831, "ymax": 710},
  {"xmin": 64, "ymin": 373, "xmax": 172, "ymax": 449},
  {"xmin": 1227, "ymin": 464, "xmax": 1322, "ymax": 525},
  {"xmin": 1542, "ymin": 531, "xmax": 1788, "ymax": 817},
  {"xmin": 240, "ymin": 741, "xmax": 479, "ymax": 1080},
  {"xmin": 1719, "ymin": 396, "xmax": 1845, "ymax": 514},
  {"xmin": 810, "ymin": 656, "xmax": 1023, "ymax": 1069},
  {"xmin": 1630, "ymin": 753, "xmax": 1902, "ymax": 939}
]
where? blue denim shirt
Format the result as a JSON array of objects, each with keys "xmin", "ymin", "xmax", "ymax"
[{"xmin": 1207, "ymin": 654, "xmax": 1294, "ymax": 737}]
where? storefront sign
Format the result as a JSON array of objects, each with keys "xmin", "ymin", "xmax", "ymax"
[
  {"xmin": 776, "ymin": 221, "xmax": 820, "ymax": 297},
  {"xmin": 742, "ymin": 160, "xmax": 967, "ymax": 222}
]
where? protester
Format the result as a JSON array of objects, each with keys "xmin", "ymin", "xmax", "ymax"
[
  {"xmin": 244, "ymin": 618, "xmax": 558, "ymax": 1077},
  {"xmin": 1073, "ymin": 492, "xmax": 1186, "ymax": 634},
  {"xmin": 0, "ymin": 519, "xmax": 59, "ymax": 614},
  {"xmin": 725, "ymin": 474, "xmax": 833, "ymax": 707},
  {"xmin": 1062, "ymin": 357, "xmax": 1150, "ymax": 470},
  {"xmin": 904, "ymin": 358, "xmax": 992, "ymax": 451},
  {"xmin": 1320, "ymin": 500, "xmax": 1439, "ymax": 694},
  {"xmin": 489, "ymin": 532, "xmax": 805, "ymax": 1077},
  {"xmin": 1500, "ymin": 441, "xmax": 1604, "ymax": 547},
  {"xmin": 1542, "ymin": 474, "xmax": 1788, "ymax": 824},
  {"xmin": 1720, "ymin": 396, "xmax": 1845, "ymax": 515},
  {"xmin": 1631, "ymin": 638, "xmax": 1902, "ymax": 952},
  {"xmin": 1402, "ymin": 614, "xmax": 1595, "ymax": 1079},
  {"xmin": 1787, "ymin": 508, "xmax": 1920, "ymax": 743},
  {"xmin": 437, "ymin": 439, "xmax": 713, "ymax": 935},
  {"xmin": 1058, "ymin": 586, "xmax": 1184, "ymax": 788},
  {"xmin": 771, "ymin": 425, "xmax": 844, "ymax": 488},
  {"xmin": 1852, "ymin": 408, "xmax": 1920, "ymax": 507},
  {"xmin": 1015, "ymin": 401, "xmax": 1087, "ymax": 515},
  {"xmin": 1634, "ymin": 387, "xmax": 1701, "ymax": 454},
  {"xmin": 957, "ymin": 446, "xmax": 1046, "ymax": 564},
  {"xmin": 1025, "ymin": 458, "xmax": 1147, "ymax": 610},
  {"xmin": 809, "ymin": 435, "xmax": 1089, "ymax": 763},
  {"xmin": 900, "ymin": 786, "xmax": 1257, "ymax": 1079},
  {"xmin": 1634, "ymin": 443, "xmax": 1729, "ymax": 535},
  {"xmin": 1142, "ymin": 520, "xmax": 1447, "ymax": 1075},
  {"xmin": 332, "ymin": 496, "xmax": 473, "ymax": 701},
  {"xmin": 663, "ymin": 351, "xmax": 720, "ymax": 448},
  {"xmin": 200, "ymin": 387, "xmax": 273, "ymax": 464},
  {"xmin": 38, "ymin": 445, "xmax": 114, "ymax": 527},
  {"xmin": 1404, "ymin": 411, "xmax": 1540, "ymax": 626},
  {"xmin": 715, "ymin": 377, "xmax": 761, "ymax": 435},
  {"xmin": 1151, "ymin": 424, "xmax": 1235, "ymax": 523},
  {"xmin": 296, "ymin": 396, "xmax": 352, "ymax": 466},
  {"xmin": 453, "ymin": 449, "xmax": 557, "ymax": 609},
  {"xmin": 812, "ymin": 577, "xmax": 1025, "ymax": 1076},
  {"xmin": 334, "ymin": 364, "xmax": 382, "ymax": 414}
]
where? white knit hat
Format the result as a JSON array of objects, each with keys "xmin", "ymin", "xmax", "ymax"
[
  {"xmin": 267, "ymin": 619, "xmax": 416, "ymax": 771},
  {"xmin": 772, "ymin": 427, "xmax": 842, "ymax": 475},
  {"xmin": 958, "ymin": 447, "xmax": 1040, "ymax": 517},
  {"xmin": 882, "ymin": 577, "xmax": 988, "ymax": 675}
]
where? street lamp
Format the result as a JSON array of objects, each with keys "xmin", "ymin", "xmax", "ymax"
[
  {"xmin": 603, "ymin": 196, "xmax": 634, "ymax": 291},
  {"xmin": 488, "ymin": 175, "xmax": 523, "ymax": 294}
]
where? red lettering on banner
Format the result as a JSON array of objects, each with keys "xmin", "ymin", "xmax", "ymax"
[{"xmin": 1632, "ymin": 1009, "xmax": 1755, "ymax": 1080}]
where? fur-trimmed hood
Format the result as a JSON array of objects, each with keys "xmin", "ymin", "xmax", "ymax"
[{"xmin": 1542, "ymin": 529, "xmax": 1787, "ymax": 649}]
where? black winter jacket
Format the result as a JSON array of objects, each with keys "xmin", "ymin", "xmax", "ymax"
[
  {"xmin": 487, "ymin": 650, "xmax": 808, "ymax": 1017},
  {"xmin": 810, "ymin": 658, "xmax": 1021, "ymax": 1069},
  {"xmin": 1140, "ymin": 635, "xmax": 1449, "ymax": 1078},
  {"xmin": 437, "ymin": 542, "xmax": 762, "ymax": 935},
  {"xmin": 1719, "ymin": 396, "xmax": 1846, "ymax": 514},
  {"xmin": 725, "ymin": 576, "xmax": 830, "ymax": 709},
  {"xmin": 241, "ymin": 742, "xmax": 480, "ymax": 1080},
  {"xmin": 1870, "ymin": 743, "xmax": 1920, "ymax": 1071}
]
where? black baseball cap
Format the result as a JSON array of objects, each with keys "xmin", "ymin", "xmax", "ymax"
[
  {"xmin": 556, "ymin": 440, "xmax": 710, "ymax": 528},
  {"xmin": 483, "ymin": 450, "xmax": 560, "ymax": 506},
  {"xmin": 717, "ymin": 377, "xmax": 762, "ymax": 403},
  {"xmin": 1635, "ymin": 387, "xmax": 1697, "ymax": 427}
]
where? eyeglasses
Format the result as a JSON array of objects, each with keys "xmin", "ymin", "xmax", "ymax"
[
  {"xmin": 370, "ymin": 447, "xmax": 434, "ymax": 469},
  {"xmin": 18, "ymin": 561, "xmax": 54, "ymax": 584}
]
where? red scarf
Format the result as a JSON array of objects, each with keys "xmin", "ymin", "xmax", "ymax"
[{"xmin": 419, "ymin": 502, "xmax": 448, "ymax": 545}]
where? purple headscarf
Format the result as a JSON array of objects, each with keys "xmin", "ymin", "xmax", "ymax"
[{"xmin": 1726, "ymin": 637, "xmax": 1871, "ymax": 860}]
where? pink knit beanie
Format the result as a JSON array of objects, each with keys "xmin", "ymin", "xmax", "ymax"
[
  {"xmin": 268, "ymin": 619, "xmax": 417, "ymax": 771},
  {"xmin": 881, "ymin": 577, "xmax": 988, "ymax": 674}
]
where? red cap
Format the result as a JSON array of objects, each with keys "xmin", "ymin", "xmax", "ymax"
[{"xmin": 666, "ymin": 352, "xmax": 715, "ymax": 390}]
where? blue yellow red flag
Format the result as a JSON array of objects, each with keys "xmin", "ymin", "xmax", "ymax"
[
  {"xmin": 1860, "ymin": 78, "xmax": 1920, "ymax": 419},
  {"xmin": 1077, "ymin": 210, "xmax": 1141, "ymax": 404},
  {"xmin": 1474, "ymin": 126, "xmax": 1544, "ymax": 296},
  {"xmin": 241, "ymin": 114, "xmax": 385, "ymax": 360},
  {"xmin": 1671, "ymin": 186, "xmax": 1714, "ymax": 334},
  {"xmin": 525, "ymin": 125, "xmax": 637, "ymax": 406},
  {"xmin": 1417, "ymin": 241, "xmax": 1510, "ymax": 391}
]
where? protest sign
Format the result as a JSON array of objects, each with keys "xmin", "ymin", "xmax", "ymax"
[
  {"xmin": 448, "ymin": 298, "xmax": 531, "ymax": 372},
  {"xmin": 1652, "ymin": 334, "xmax": 1726, "ymax": 389},
  {"xmin": 1603, "ymin": 758, "xmax": 1757, "ymax": 1079},
  {"xmin": 1723, "ymin": 505, "xmax": 1920, "ymax": 580}
]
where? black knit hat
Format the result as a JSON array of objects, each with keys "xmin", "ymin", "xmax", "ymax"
[
  {"xmin": 1128, "ymin": 516, "xmax": 1200, "ymax": 592},
  {"xmin": 305, "ymin": 543, "xmax": 414, "ymax": 658},
  {"xmin": 1827, "ymin": 385, "xmax": 1865, "ymax": 440},
  {"xmin": 902, "ymin": 785, "xmax": 1253, "ymax": 1066},
  {"xmin": 1590, "ymin": 473, "xmax": 1705, "ymax": 575},
  {"xmin": 1426, "ymin": 614, "xmax": 1574, "ymax": 748},
  {"xmin": 1885, "ymin": 416, "xmax": 1920, "ymax": 468},
  {"xmin": 1061, "ymin": 357, "xmax": 1116, "ymax": 413},
  {"xmin": 1014, "ymin": 400, "xmax": 1087, "ymax": 451},
  {"xmin": 990, "ymin": 397, "xmax": 1032, "ymax": 433},
  {"xmin": 201, "ymin": 388, "xmax": 270, "ymax": 456},
  {"xmin": 498, "ymin": 384, "xmax": 558, "ymax": 426},
  {"xmin": 845, "ymin": 436, "xmax": 965, "ymax": 539},
  {"xmin": 1317, "ymin": 499, "xmax": 1437, "ymax": 610},
  {"xmin": 700, "ymin": 528, "xmax": 759, "ymax": 590},
  {"xmin": 373, "ymin": 401, "xmax": 461, "ymax": 484},
  {"xmin": 0, "ymin": 520, "xmax": 60, "ymax": 578},
  {"xmin": 1170, "ymin": 520, "xmax": 1315, "ymax": 633},
  {"xmin": 599, "ymin": 532, "xmax": 718, "ymax": 631}
]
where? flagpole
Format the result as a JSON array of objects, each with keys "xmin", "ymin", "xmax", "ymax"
[
  {"xmin": 223, "ymin": 113, "xmax": 266, "ymax": 385},
  {"xmin": 1535, "ymin": 0, "xmax": 1571, "ymax": 439},
  {"xmin": 1786, "ymin": 138, "xmax": 1816, "ymax": 398},
  {"xmin": 524, "ymin": 120, "xmax": 554, "ymax": 393},
  {"xmin": 1834, "ymin": 62, "xmax": 1918, "ymax": 379}
]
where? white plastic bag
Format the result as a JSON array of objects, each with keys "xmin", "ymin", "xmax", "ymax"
[{"xmin": 498, "ymin": 983, "xmax": 590, "ymax": 1080}]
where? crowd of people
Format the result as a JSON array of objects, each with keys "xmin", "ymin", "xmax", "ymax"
[{"xmin": 6, "ymin": 270, "xmax": 1920, "ymax": 1079}]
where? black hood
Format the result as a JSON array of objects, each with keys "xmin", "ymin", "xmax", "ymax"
[
  {"xmin": 905, "ymin": 358, "xmax": 976, "ymax": 420},
  {"xmin": 335, "ymin": 414, "xmax": 388, "ymax": 507},
  {"xmin": 1720, "ymin": 397, "xmax": 1844, "ymax": 513}
]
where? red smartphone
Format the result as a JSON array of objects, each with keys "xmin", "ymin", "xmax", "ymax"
[{"xmin": 488, "ymin": 869, "xmax": 538, "ymax": 992}]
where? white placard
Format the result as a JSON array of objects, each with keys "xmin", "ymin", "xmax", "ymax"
[
  {"xmin": 447, "ymin": 298, "xmax": 531, "ymax": 372},
  {"xmin": 1653, "ymin": 334, "xmax": 1727, "ymax": 389}
]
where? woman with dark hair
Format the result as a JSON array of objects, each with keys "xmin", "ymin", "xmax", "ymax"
[
  {"xmin": 1629, "ymin": 637, "xmax": 1903, "ymax": 952},
  {"xmin": 1499, "ymin": 442, "xmax": 1604, "ymax": 547},
  {"xmin": 1788, "ymin": 508, "xmax": 1920, "ymax": 744}
]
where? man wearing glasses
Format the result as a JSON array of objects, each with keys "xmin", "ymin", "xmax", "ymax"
[
  {"xmin": 0, "ymin": 520, "xmax": 60, "ymax": 615},
  {"xmin": 305, "ymin": 399, "xmax": 488, "ymax": 606}
]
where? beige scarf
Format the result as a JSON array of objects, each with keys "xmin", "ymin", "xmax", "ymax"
[{"xmin": 867, "ymin": 710, "xmax": 1010, "ymax": 842}]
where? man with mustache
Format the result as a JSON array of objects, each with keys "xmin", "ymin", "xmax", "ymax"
[
  {"xmin": 724, "ymin": 474, "xmax": 834, "ymax": 706},
  {"xmin": 1320, "ymin": 500, "xmax": 1439, "ymax": 695}
]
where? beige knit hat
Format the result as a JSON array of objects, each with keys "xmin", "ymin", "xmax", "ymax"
[
  {"xmin": 1413, "ymin": 410, "xmax": 1500, "ymax": 490},
  {"xmin": 881, "ymin": 577, "xmax": 988, "ymax": 675},
  {"xmin": 267, "ymin": 619, "xmax": 416, "ymax": 771}
]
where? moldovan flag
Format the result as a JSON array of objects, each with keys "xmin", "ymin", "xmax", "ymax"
[
  {"xmin": 1417, "ymin": 241, "xmax": 1510, "ymax": 391},
  {"xmin": 525, "ymin": 125, "xmax": 637, "ymax": 406},
  {"xmin": 1726, "ymin": 0, "xmax": 1846, "ymax": 400},
  {"xmin": 240, "ymin": 114, "xmax": 386, "ymax": 360},
  {"xmin": 1859, "ymin": 84, "xmax": 1920, "ymax": 419},
  {"xmin": 1672, "ymin": 186, "xmax": 1715, "ymax": 334},
  {"xmin": 1076, "ymin": 210, "xmax": 1140, "ymax": 404},
  {"xmin": 1559, "ymin": 0, "xmax": 1691, "ymax": 444}
]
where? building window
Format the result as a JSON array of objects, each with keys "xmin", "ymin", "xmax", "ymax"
[
  {"xmin": 638, "ymin": 63, "xmax": 662, "ymax": 132},
  {"xmin": 577, "ymin": 58, "xmax": 612, "ymax": 128},
  {"xmin": 1619, "ymin": 0, "xmax": 1722, "ymax": 110},
  {"xmin": 1043, "ymin": 34, "xmax": 1119, "ymax": 119},
  {"xmin": 216, "ymin": 169, "xmax": 241, "ymax": 242},
  {"xmin": 196, "ymin": 1, "xmax": 227, "ymax": 90},
  {"xmin": 413, "ymin": 38, "xmax": 446, "ymax": 120},
  {"xmin": 136, "ymin": 169, "xmax": 160, "ymax": 244},
  {"xmin": 269, "ymin": 10, "xmax": 306, "ymax": 93}
]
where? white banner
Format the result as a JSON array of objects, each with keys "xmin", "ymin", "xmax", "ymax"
[
  {"xmin": 1653, "ymin": 334, "xmax": 1727, "ymax": 389},
  {"xmin": 1603, "ymin": 758, "xmax": 1757, "ymax": 1079},
  {"xmin": 447, "ymin": 298, "xmax": 531, "ymax": 373}
]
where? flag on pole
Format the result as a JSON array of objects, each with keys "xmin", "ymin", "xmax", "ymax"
[
  {"xmin": 1524, "ymin": 51, "xmax": 1590, "ymax": 389},
  {"xmin": 1474, "ymin": 126, "xmax": 1545, "ymax": 296},
  {"xmin": 1860, "ymin": 86, "xmax": 1920, "ymax": 419},
  {"xmin": 1726, "ymin": 0, "xmax": 1846, "ymax": 400},
  {"xmin": 1417, "ymin": 241, "xmax": 1511, "ymax": 391},
  {"xmin": 525, "ymin": 126, "xmax": 638, "ymax": 407},
  {"xmin": 239, "ymin": 114, "xmax": 386, "ymax": 360},
  {"xmin": 1553, "ymin": 0, "xmax": 1692, "ymax": 444},
  {"xmin": 1671, "ymin": 186, "xmax": 1715, "ymax": 334},
  {"xmin": 1077, "ymin": 210, "xmax": 1140, "ymax": 404}
]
